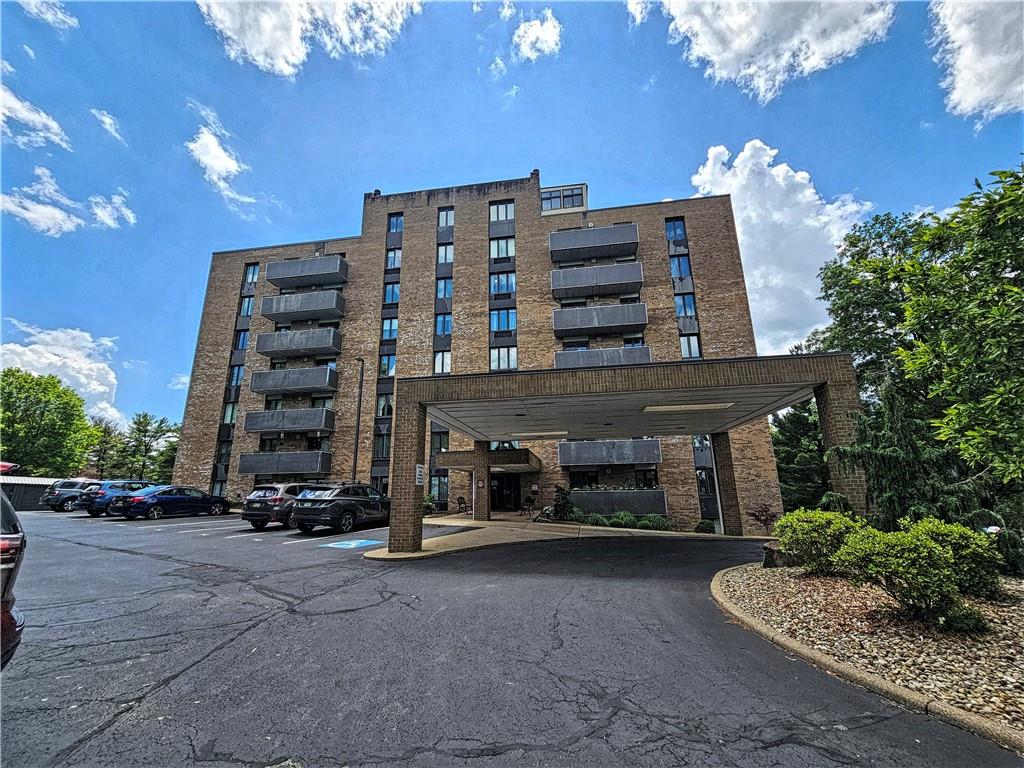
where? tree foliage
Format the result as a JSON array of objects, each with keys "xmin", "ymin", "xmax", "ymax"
[
  {"xmin": 87, "ymin": 417, "xmax": 124, "ymax": 480},
  {"xmin": 771, "ymin": 399, "xmax": 830, "ymax": 512},
  {"xmin": 113, "ymin": 413, "xmax": 174, "ymax": 480}
]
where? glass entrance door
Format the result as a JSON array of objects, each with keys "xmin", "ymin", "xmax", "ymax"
[{"xmin": 490, "ymin": 475, "xmax": 520, "ymax": 511}]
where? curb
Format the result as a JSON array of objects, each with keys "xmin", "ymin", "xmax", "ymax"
[{"xmin": 710, "ymin": 565, "xmax": 1024, "ymax": 756}]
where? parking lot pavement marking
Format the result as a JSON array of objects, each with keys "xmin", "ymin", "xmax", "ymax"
[
  {"xmin": 222, "ymin": 531, "xmax": 266, "ymax": 539},
  {"xmin": 319, "ymin": 539, "xmax": 381, "ymax": 550},
  {"xmin": 279, "ymin": 526, "xmax": 388, "ymax": 545},
  {"xmin": 142, "ymin": 519, "xmax": 247, "ymax": 530},
  {"xmin": 175, "ymin": 524, "xmax": 247, "ymax": 535}
]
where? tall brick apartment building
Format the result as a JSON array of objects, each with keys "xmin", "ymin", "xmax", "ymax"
[{"xmin": 176, "ymin": 170, "xmax": 860, "ymax": 537}]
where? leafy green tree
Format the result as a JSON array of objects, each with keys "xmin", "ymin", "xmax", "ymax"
[
  {"xmin": 0, "ymin": 368, "xmax": 95, "ymax": 476},
  {"xmin": 149, "ymin": 425, "xmax": 180, "ymax": 484},
  {"xmin": 771, "ymin": 399, "xmax": 830, "ymax": 512},
  {"xmin": 898, "ymin": 166, "xmax": 1024, "ymax": 483},
  {"xmin": 115, "ymin": 412, "xmax": 173, "ymax": 479},
  {"xmin": 87, "ymin": 417, "xmax": 124, "ymax": 480}
]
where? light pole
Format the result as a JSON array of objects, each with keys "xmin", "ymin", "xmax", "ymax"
[{"xmin": 351, "ymin": 357, "xmax": 365, "ymax": 483}]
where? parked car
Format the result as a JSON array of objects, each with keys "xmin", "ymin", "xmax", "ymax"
[
  {"xmin": 291, "ymin": 483, "xmax": 390, "ymax": 534},
  {"xmin": 110, "ymin": 486, "xmax": 229, "ymax": 520},
  {"xmin": 75, "ymin": 480, "xmax": 158, "ymax": 517},
  {"xmin": 241, "ymin": 483, "xmax": 316, "ymax": 530},
  {"xmin": 39, "ymin": 479, "xmax": 94, "ymax": 512},
  {"xmin": 1, "ymin": 492, "xmax": 26, "ymax": 669}
]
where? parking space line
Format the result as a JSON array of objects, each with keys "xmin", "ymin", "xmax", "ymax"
[
  {"xmin": 223, "ymin": 531, "xmax": 266, "ymax": 539},
  {"xmin": 175, "ymin": 525, "xmax": 247, "ymax": 534},
  {"xmin": 140, "ymin": 519, "xmax": 244, "ymax": 530},
  {"xmin": 280, "ymin": 527, "xmax": 387, "ymax": 545}
]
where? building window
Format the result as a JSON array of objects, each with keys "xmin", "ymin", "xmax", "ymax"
[
  {"xmin": 670, "ymin": 255, "xmax": 691, "ymax": 278},
  {"xmin": 227, "ymin": 365, "xmax": 244, "ymax": 386},
  {"xmin": 436, "ymin": 278, "xmax": 452, "ymax": 299},
  {"xmin": 693, "ymin": 434, "xmax": 711, "ymax": 450},
  {"xmin": 429, "ymin": 475, "xmax": 449, "ymax": 502},
  {"xmin": 306, "ymin": 435, "xmax": 329, "ymax": 451},
  {"xmin": 381, "ymin": 318, "xmax": 398, "ymax": 340},
  {"xmin": 383, "ymin": 283, "xmax": 401, "ymax": 304},
  {"xmin": 623, "ymin": 334, "xmax": 644, "ymax": 347},
  {"xmin": 433, "ymin": 351, "xmax": 451, "ymax": 374},
  {"xmin": 379, "ymin": 354, "xmax": 396, "ymax": 376},
  {"xmin": 436, "ymin": 244, "xmax": 453, "ymax": 264},
  {"xmin": 311, "ymin": 396, "xmax": 333, "ymax": 409},
  {"xmin": 430, "ymin": 431, "xmax": 449, "ymax": 453},
  {"xmin": 215, "ymin": 441, "xmax": 232, "ymax": 463},
  {"xmin": 238, "ymin": 296, "xmax": 254, "ymax": 317},
  {"xmin": 489, "ymin": 309, "xmax": 517, "ymax": 331},
  {"xmin": 243, "ymin": 263, "xmax": 259, "ymax": 283},
  {"xmin": 233, "ymin": 330, "xmax": 249, "ymax": 350},
  {"xmin": 388, "ymin": 213, "xmax": 404, "ymax": 233},
  {"xmin": 435, "ymin": 313, "xmax": 452, "ymax": 336},
  {"xmin": 569, "ymin": 470, "xmax": 600, "ymax": 489},
  {"xmin": 438, "ymin": 207, "xmax": 454, "ymax": 227},
  {"xmin": 211, "ymin": 481, "xmax": 226, "ymax": 497},
  {"xmin": 373, "ymin": 434, "xmax": 391, "ymax": 460},
  {"xmin": 541, "ymin": 186, "xmax": 584, "ymax": 211},
  {"xmin": 489, "ymin": 200, "xmax": 515, "ymax": 222},
  {"xmin": 270, "ymin": 359, "xmax": 287, "ymax": 370},
  {"xmin": 490, "ymin": 346, "xmax": 518, "ymax": 371},
  {"xmin": 372, "ymin": 476, "xmax": 389, "ymax": 496},
  {"xmin": 260, "ymin": 436, "xmax": 284, "ymax": 452},
  {"xmin": 490, "ymin": 440, "xmax": 520, "ymax": 450},
  {"xmin": 563, "ymin": 339, "xmax": 589, "ymax": 351},
  {"xmin": 385, "ymin": 248, "xmax": 402, "ymax": 269},
  {"xmin": 635, "ymin": 468, "xmax": 659, "ymax": 489},
  {"xmin": 489, "ymin": 237, "xmax": 515, "ymax": 260},
  {"xmin": 680, "ymin": 334, "xmax": 701, "ymax": 359},
  {"xmin": 376, "ymin": 394, "xmax": 394, "ymax": 417},
  {"xmin": 489, "ymin": 272, "xmax": 516, "ymax": 295},
  {"xmin": 222, "ymin": 402, "xmax": 237, "ymax": 425},
  {"xmin": 665, "ymin": 218, "xmax": 687, "ymax": 242},
  {"xmin": 315, "ymin": 357, "xmax": 336, "ymax": 369},
  {"xmin": 619, "ymin": 294, "xmax": 641, "ymax": 305},
  {"xmin": 275, "ymin": 323, "xmax": 291, "ymax": 332},
  {"xmin": 674, "ymin": 293, "xmax": 697, "ymax": 317},
  {"xmin": 265, "ymin": 397, "xmax": 283, "ymax": 411}
]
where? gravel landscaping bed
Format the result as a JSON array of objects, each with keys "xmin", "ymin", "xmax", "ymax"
[{"xmin": 720, "ymin": 564, "xmax": 1024, "ymax": 733}]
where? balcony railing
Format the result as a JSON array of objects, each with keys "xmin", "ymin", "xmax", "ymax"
[
  {"xmin": 250, "ymin": 366, "xmax": 338, "ymax": 395},
  {"xmin": 254, "ymin": 328, "xmax": 342, "ymax": 358},
  {"xmin": 550, "ymin": 262, "xmax": 643, "ymax": 299},
  {"xmin": 237, "ymin": 451, "xmax": 332, "ymax": 475},
  {"xmin": 261, "ymin": 290, "xmax": 345, "ymax": 323},
  {"xmin": 554, "ymin": 346, "xmax": 652, "ymax": 369},
  {"xmin": 569, "ymin": 489, "xmax": 668, "ymax": 517},
  {"xmin": 243, "ymin": 408, "xmax": 336, "ymax": 434},
  {"xmin": 558, "ymin": 438, "xmax": 662, "ymax": 466},
  {"xmin": 549, "ymin": 223, "xmax": 639, "ymax": 262},
  {"xmin": 552, "ymin": 303, "xmax": 648, "ymax": 338},
  {"xmin": 266, "ymin": 255, "xmax": 349, "ymax": 288}
]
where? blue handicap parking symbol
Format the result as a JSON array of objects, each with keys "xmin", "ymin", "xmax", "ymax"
[{"xmin": 319, "ymin": 539, "xmax": 380, "ymax": 550}]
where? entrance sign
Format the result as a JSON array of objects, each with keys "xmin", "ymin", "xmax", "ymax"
[{"xmin": 415, "ymin": 464, "xmax": 425, "ymax": 486}]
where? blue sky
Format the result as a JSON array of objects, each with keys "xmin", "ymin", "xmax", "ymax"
[{"xmin": 1, "ymin": 0, "xmax": 1021, "ymax": 426}]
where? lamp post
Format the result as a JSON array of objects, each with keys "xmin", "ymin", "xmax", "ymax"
[{"xmin": 350, "ymin": 357, "xmax": 365, "ymax": 483}]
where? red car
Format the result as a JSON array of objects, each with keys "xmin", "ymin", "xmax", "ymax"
[{"xmin": 1, "ymin": 492, "xmax": 26, "ymax": 669}]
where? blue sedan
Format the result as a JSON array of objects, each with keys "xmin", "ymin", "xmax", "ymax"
[{"xmin": 110, "ymin": 485, "xmax": 229, "ymax": 520}]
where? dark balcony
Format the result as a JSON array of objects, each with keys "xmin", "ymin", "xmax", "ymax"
[
  {"xmin": 549, "ymin": 223, "xmax": 639, "ymax": 262},
  {"xmin": 550, "ymin": 262, "xmax": 644, "ymax": 299},
  {"xmin": 250, "ymin": 366, "xmax": 338, "ymax": 395},
  {"xmin": 237, "ymin": 451, "xmax": 332, "ymax": 475},
  {"xmin": 569, "ymin": 489, "xmax": 668, "ymax": 517},
  {"xmin": 266, "ymin": 255, "xmax": 349, "ymax": 288},
  {"xmin": 243, "ymin": 408, "xmax": 336, "ymax": 434},
  {"xmin": 254, "ymin": 328, "xmax": 342, "ymax": 358},
  {"xmin": 554, "ymin": 346, "xmax": 652, "ymax": 369},
  {"xmin": 261, "ymin": 290, "xmax": 345, "ymax": 323},
  {"xmin": 552, "ymin": 303, "xmax": 648, "ymax": 338},
  {"xmin": 558, "ymin": 438, "xmax": 662, "ymax": 466}
]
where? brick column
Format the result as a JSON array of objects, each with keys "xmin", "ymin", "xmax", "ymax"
[
  {"xmin": 388, "ymin": 394, "xmax": 427, "ymax": 553},
  {"xmin": 814, "ymin": 370, "xmax": 868, "ymax": 515},
  {"xmin": 471, "ymin": 441, "xmax": 491, "ymax": 522},
  {"xmin": 710, "ymin": 432, "xmax": 743, "ymax": 535}
]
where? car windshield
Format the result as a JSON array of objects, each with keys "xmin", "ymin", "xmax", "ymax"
[
  {"xmin": 247, "ymin": 488, "xmax": 280, "ymax": 499},
  {"xmin": 298, "ymin": 488, "xmax": 337, "ymax": 499},
  {"xmin": 137, "ymin": 486, "xmax": 165, "ymax": 496},
  {"xmin": 59, "ymin": 481, "xmax": 85, "ymax": 490},
  {"xmin": 84, "ymin": 484, "xmax": 102, "ymax": 492}
]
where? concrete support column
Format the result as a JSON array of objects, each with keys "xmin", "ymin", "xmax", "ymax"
[
  {"xmin": 388, "ymin": 395, "xmax": 427, "ymax": 553},
  {"xmin": 471, "ymin": 441, "xmax": 491, "ymax": 522},
  {"xmin": 710, "ymin": 432, "xmax": 743, "ymax": 536},
  {"xmin": 814, "ymin": 375, "xmax": 868, "ymax": 515}
]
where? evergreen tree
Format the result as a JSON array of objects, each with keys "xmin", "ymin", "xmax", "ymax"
[
  {"xmin": 149, "ymin": 425, "xmax": 180, "ymax": 484},
  {"xmin": 771, "ymin": 400, "xmax": 830, "ymax": 512},
  {"xmin": 116, "ymin": 413, "xmax": 173, "ymax": 479},
  {"xmin": 87, "ymin": 417, "xmax": 124, "ymax": 480}
]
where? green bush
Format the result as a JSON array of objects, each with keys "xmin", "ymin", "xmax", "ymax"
[
  {"xmin": 834, "ymin": 527, "xmax": 985, "ymax": 631},
  {"xmin": 644, "ymin": 514, "xmax": 672, "ymax": 531},
  {"xmin": 421, "ymin": 494, "xmax": 436, "ymax": 515},
  {"xmin": 773, "ymin": 509, "xmax": 863, "ymax": 574},
  {"xmin": 905, "ymin": 518, "xmax": 1003, "ymax": 597},
  {"xmin": 567, "ymin": 509, "xmax": 587, "ymax": 524},
  {"xmin": 694, "ymin": 519, "xmax": 716, "ymax": 534},
  {"xmin": 552, "ymin": 487, "xmax": 574, "ymax": 521},
  {"xmin": 584, "ymin": 513, "xmax": 609, "ymax": 527},
  {"xmin": 635, "ymin": 518, "xmax": 654, "ymax": 530},
  {"xmin": 608, "ymin": 511, "xmax": 639, "ymax": 529}
]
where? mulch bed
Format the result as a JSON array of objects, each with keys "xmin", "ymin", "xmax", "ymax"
[{"xmin": 719, "ymin": 564, "xmax": 1024, "ymax": 733}]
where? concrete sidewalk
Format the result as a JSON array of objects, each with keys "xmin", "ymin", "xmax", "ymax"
[{"xmin": 363, "ymin": 513, "xmax": 774, "ymax": 560}]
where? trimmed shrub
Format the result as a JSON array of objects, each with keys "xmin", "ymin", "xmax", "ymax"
[
  {"xmin": 608, "ymin": 511, "xmax": 639, "ymax": 529},
  {"xmin": 635, "ymin": 518, "xmax": 655, "ymax": 530},
  {"xmin": 552, "ymin": 486, "xmax": 574, "ymax": 521},
  {"xmin": 644, "ymin": 514, "xmax": 672, "ymax": 531},
  {"xmin": 567, "ymin": 509, "xmax": 587, "ymax": 524},
  {"xmin": 584, "ymin": 513, "xmax": 609, "ymax": 527},
  {"xmin": 772, "ymin": 509, "xmax": 863, "ymax": 574},
  {"xmin": 694, "ymin": 519, "xmax": 716, "ymax": 534},
  {"xmin": 905, "ymin": 518, "xmax": 1003, "ymax": 597},
  {"xmin": 421, "ymin": 494, "xmax": 436, "ymax": 515}
]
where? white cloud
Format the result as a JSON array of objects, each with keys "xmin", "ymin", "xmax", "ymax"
[
  {"xmin": 499, "ymin": 0, "xmax": 516, "ymax": 21},
  {"xmin": 0, "ymin": 83, "xmax": 71, "ymax": 151},
  {"xmin": 1, "ymin": 166, "xmax": 136, "ymax": 236},
  {"xmin": 512, "ymin": 8, "xmax": 561, "ymax": 62},
  {"xmin": 642, "ymin": 75, "xmax": 656, "ymax": 92},
  {"xmin": 472, "ymin": 2, "xmax": 483, "ymax": 13},
  {"xmin": 489, "ymin": 55, "xmax": 507, "ymax": 78},
  {"xmin": 504, "ymin": 84, "xmax": 520, "ymax": 102},
  {"xmin": 22, "ymin": 45, "xmax": 36, "ymax": 60},
  {"xmin": 1, "ymin": 192, "xmax": 84, "ymax": 237},
  {"xmin": 167, "ymin": 373, "xmax": 191, "ymax": 391},
  {"xmin": 17, "ymin": 0, "xmax": 78, "ymax": 29},
  {"xmin": 657, "ymin": 1, "xmax": 895, "ymax": 103},
  {"xmin": 89, "ymin": 108, "xmax": 127, "ymax": 145},
  {"xmin": 627, "ymin": 0, "xmax": 651, "ymax": 26},
  {"xmin": 930, "ymin": 0, "xmax": 1023, "ymax": 126},
  {"xmin": 19, "ymin": 166, "xmax": 80, "ymax": 209},
  {"xmin": 196, "ymin": 0, "xmax": 422, "ymax": 77},
  {"xmin": 89, "ymin": 189, "xmax": 137, "ymax": 229},
  {"xmin": 690, "ymin": 139, "xmax": 872, "ymax": 355},
  {"xmin": 1, "ymin": 60, "xmax": 14, "ymax": 76},
  {"xmin": 2, "ymin": 319, "xmax": 125, "ymax": 427},
  {"xmin": 185, "ymin": 100, "xmax": 260, "ymax": 218}
]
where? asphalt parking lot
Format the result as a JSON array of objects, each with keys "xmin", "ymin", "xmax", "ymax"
[{"xmin": 2, "ymin": 509, "xmax": 1020, "ymax": 768}]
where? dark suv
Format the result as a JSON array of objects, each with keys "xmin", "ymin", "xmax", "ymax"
[
  {"xmin": 75, "ymin": 480, "xmax": 157, "ymax": 517},
  {"xmin": 241, "ymin": 483, "xmax": 313, "ymax": 530},
  {"xmin": 2, "ymin": 492, "xmax": 26, "ymax": 669},
  {"xmin": 291, "ymin": 484, "xmax": 390, "ymax": 534},
  {"xmin": 40, "ymin": 479, "xmax": 93, "ymax": 512}
]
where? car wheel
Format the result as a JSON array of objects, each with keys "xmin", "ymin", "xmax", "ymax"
[
  {"xmin": 338, "ymin": 510, "xmax": 355, "ymax": 534},
  {"xmin": 209, "ymin": 503, "xmax": 225, "ymax": 516},
  {"xmin": 249, "ymin": 520, "xmax": 268, "ymax": 530},
  {"xmin": 283, "ymin": 513, "xmax": 296, "ymax": 530},
  {"xmin": 297, "ymin": 523, "xmax": 316, "ymax": 534},
  {"xmin": 146, "ymin": 506, "xmax": 164, "ymax": 520},
  {"xmin": 61, "ymin": 498, "xmax": 76, "ymax": 512}
]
